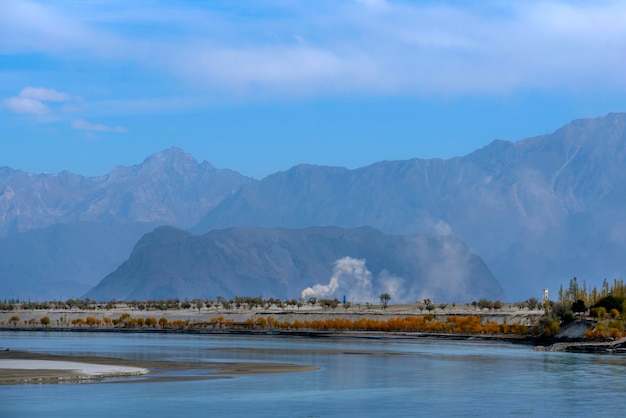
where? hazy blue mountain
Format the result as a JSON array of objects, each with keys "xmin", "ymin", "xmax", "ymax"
[
  {"xmin": 84, "ymin": 226, "xmax": 504, "ymax": 303},
  {"xmin": 4, "ymin": 114, "xmax": 626, "ymax": 302},
  {"xmin": 0, "ymin": 222, "xmax": 157, "ymax": 301},
  {"xmin": 194, "ymin": 113, "xmax": 626, "ymax": 298},
  {"xmin": 0, "ymin": 147, "xmax": 253, "ymax": 236}
]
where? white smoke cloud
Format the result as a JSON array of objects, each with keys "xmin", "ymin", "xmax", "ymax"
[
  {"xmin": 301, "ymin": 239, "xmax": 480, "ymax": 305},
  {"xmin": 301, "ymin": 257, "xmax": 416, "ymax": 303},
  {"xmin": 301, "ymin": 257, "xmax": 374, "ymax": 302},
  {"xmin": 412, "ymin": 237, "xmax": 471, "ymax": 303},
  {"xmin": 431, "ymin": 220, "xmax": 453, "ymax": 236},
  {"xmin": 300, "ymin": 273, "xmax": 340, "ymax": 300},
  {"xmin": 378, "ymin": 270, "xmax": 404, "ymax": 301}
]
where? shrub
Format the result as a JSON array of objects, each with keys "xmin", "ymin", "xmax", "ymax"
[
  {"xmin": 590, "ymin": 307, "xmax": 607, "ymax": 320},
  {"xmin": 477, "ymin": 299, "xmax": 494, "ymax": 310},
  {"xmin": 541, "ymin": 318, "xmax": 560, "ymax": 337},
  {"xmin": 552, "ymin": 302, "xmax": 574, "ymax": 323},
  {"xmin": 593, "ymin": 295, "xmax": 626, "ymax": 313}
]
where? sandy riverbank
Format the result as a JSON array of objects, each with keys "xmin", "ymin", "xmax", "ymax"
[{"xmin": 0, "ymin": 350, "xmax": 319, "ymax": 385}]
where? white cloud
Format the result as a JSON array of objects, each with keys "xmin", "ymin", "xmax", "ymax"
[
  {"xmin": 72, "ymin": 119, "xmax": 127, "ymax": 133},
  {"xmin": 2, "ymin": 86, "xmax": 80, "ymax": 115},
  {"xmin": 19, "ymin": 87, "xmax": 75, "ymax": 102},
  {"xmin": 2, "ymin": 97, "xmax": 50, "ymax": 115},
  {"xmin": 3, "ymin": 1, "xmax": 626, "ymax": 98}
]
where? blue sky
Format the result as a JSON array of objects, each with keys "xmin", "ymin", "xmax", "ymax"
[{"xmin": 2, "ymin": 0, "xmax": 626, "ymax": 179}]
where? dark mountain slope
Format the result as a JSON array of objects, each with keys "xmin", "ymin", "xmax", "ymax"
[{"xmin": 85, "ymin": 226, "xmax": 504, "ymax": 303}]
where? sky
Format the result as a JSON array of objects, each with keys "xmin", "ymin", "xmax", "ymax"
[{"xmin": 2, "ymin": 0, "xmax": 626, "ymax": 179}]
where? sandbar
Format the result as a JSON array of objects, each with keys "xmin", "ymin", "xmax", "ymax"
[
  {"xmin": 0, "ymin": 350, "xmax": 318, "ymax": 385},
  {"xmin": 0, "ymin": 359, "xmax": 147, "ymax": 384}
]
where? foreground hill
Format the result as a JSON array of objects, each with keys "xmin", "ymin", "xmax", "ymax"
[
  {"xmin": 194, "ymin": 113, "xmax": 626, "ymax": 297},
  {"xmin": 84, "ymin": 226, "xmax": 504, "ymax": 303}
]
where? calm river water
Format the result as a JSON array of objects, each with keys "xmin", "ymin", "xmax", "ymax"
[{"xmin": 1, "ymin": 331, "xmax": 625, "ymax": 417}]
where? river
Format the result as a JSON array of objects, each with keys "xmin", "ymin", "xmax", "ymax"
[{"xmin": 1, "ymin": 331, "xmax": 625, "ymax": 417}]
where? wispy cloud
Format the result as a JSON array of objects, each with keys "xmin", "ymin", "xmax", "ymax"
[
  {"xmin": 2, "ymin": 97, "xmax": 50, "ymax": 115},
  {"xmin": 19, "ymin": 87, "xmax": 78, "ymax": 102},
  {"xmin": 3, "ymin": 0, "xmax": 626, "ymax": 99},
  {"xmin": 1, "ymin": 86, "xmax": 131, "ymax": 135},
  {"xmin": 2, "ymin": 87, "xmax": 77, "ymax": 115},
  {"xmin": 72, "ymin": 119, "xmax": 127, "ymax": 134}
]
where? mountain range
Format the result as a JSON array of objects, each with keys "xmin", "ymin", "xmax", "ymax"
[
  {"xmin": 2, "ymin": 112, "xmax": 625, "ymax": 301},
  {"xmin": 0, "ymin": 148, "xmax": 251, "ymax": 300},
  {"xmin": 0, "ymin": 147, "xmax": 251, "ymax": 236},
  {"xmin": 195, "ymin": 113, "xmax": 626, "ymax": 297}
]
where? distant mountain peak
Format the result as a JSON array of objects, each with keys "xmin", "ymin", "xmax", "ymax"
[{"xmin": 142, "ymin": 147, "xmax": 211, "ymax": 168}]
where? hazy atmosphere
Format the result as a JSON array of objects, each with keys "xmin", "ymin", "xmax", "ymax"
[
  {"xmin": 4, "ymin": 4, "xmax": 626, "ymax": 415},
  {"xmin": 2, "ymin": 1, "xmax": 626, "ymax": 302},
  {"xmin": 3, "ymin": 0, "xmax": 626, "ymax": 178}
]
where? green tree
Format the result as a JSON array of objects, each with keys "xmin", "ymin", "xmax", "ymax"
[
  {"xmin": 593, "ymin": 295, "xmax": 625, "ymax": 312},
  {"xmin": 379, "ymin": 293, "xmax": 391, "ymax": 309},
  {"xmin": 552, "ymin": 302, "xmax": 574, "ymax": 322},
  {"xmin": 194, "ymin": 299, "xmax": 204, "ymax": 312},
  {"xmin": 477, "ymin": 299, "xmax": 494, "ymax": 310},
  {"xmin": 526, "ymin": 297, "xmax": 539, "ymax": 310},
  {"xmin": 572, "ymin": 299, "xmax": 586, "ymax": 315}
]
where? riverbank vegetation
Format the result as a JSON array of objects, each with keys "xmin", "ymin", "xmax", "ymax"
[
  {"xmin": 0, "ymin": 311, "xmax": 531, "ymax": 336},
  {"xmin": 546, "ymin": 278, "xmax": 626, "ymax": 339},
  {"xmin": 2, "ymin": 279, "xmax": 626, "ymax": 341},
  {"xmin": 0, "ymin": 295, "xmax": 542, "ymax": 338}
]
